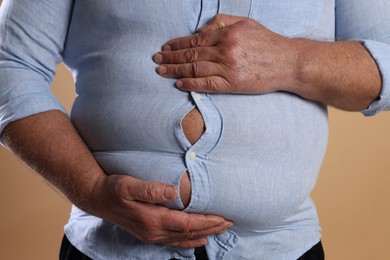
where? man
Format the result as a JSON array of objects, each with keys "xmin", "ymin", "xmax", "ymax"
[{"xmin": 0, "ymin": 0, "xmax": 389, "ymax": 259}]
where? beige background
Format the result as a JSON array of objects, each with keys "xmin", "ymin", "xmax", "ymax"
[{"xmin": 0, "ymin": 2, "xmax": 389, "ymax": 259}]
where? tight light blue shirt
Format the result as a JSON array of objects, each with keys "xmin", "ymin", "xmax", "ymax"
[{"xmin": 1, "ymin": 0, "xmax": 390, "ymax": 259}]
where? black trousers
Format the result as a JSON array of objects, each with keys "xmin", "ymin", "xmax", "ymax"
[{"xmin": 60, "ymin": 235, "xmax": 324, "ymax": 260}]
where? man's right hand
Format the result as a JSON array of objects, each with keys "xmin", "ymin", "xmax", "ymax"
[
  {"xmin": 90, "ymin": 174, "xmax": 233, "ymax": 248},
  {"xmin": 1, "ymin": 111, "xmax": 232, "ymax": 249}
]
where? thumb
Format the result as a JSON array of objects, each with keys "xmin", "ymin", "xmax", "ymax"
[
  {"xmin": 120, "ymin": 175, "xmax": 178, "ymax": 203},
  {"xmin": 197, "ymin": 13, "xmax": 245, "ymax": 32}
]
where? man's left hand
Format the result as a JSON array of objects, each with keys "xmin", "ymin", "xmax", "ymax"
[{"xmin": 153, "ymin": 14, "xmax": 296, "ymax": 94}]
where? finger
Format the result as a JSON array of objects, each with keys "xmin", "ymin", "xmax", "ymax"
[
  {"xmin": 157, "ymin": 61, "xmax": 223, "ymax": 79},
  {"xmin": 118, "ymin": 175, "xmax": 178, "ymax": 203},
  {"xmin": 131, "ymin": 210, "xmax": 231, "ymax": 245},
  {"xmin": 128, "ymin": 205, "xmax": 233, "ymax": 244},
  {"xmin": 136, "ymin": 221, "xmax": 226, "ymax": 246},
  {"xmin": 162, "ymin": 30, "xmax": 220, "ymax": 51},
  {"xmin": 156, "ymin": 221, "xmax": 231, "ymax": 244},
  {"xmin": 160, "ymin": 220, "xmax": 233, "ymax": 245},
  {"xmin": 166, "ymin": 237, "xmax": 208, "ymax": 248},
  {"xmin": 161, "ymin": 211, "xmax": 233, "ymax": 233},
  {"xmin": 153, "ymin": 46, "xmax": 220, "ymax": 65},
  {"xmin": 197, "ymin": 14, "xmax": 246, "ymax": 33},
  {"xmin": 135, "ymin": 223, "xmax": 227, "ymax": 247},
  {"xmin": 176, "ymin": 76, "xmax": 232, "ymax": 93}
]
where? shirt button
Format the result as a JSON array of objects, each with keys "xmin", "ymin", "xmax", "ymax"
[
  {"xmin": 194, "ymin": 93, "xmax": 202, "ymax": 101},
  {"xmin": 189, "ymin": 152, "xmax": 197, "ymax": 160}
]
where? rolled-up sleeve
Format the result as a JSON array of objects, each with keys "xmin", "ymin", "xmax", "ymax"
[
  {"xmin": 0, "ymin": 0, "xmax": 74, "ymax": 134},
  {"xmin": 336, "ymin": 0, "xmax": 390, "ymax": 116}
]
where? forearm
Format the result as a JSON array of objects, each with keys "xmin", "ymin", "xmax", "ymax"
[
  {"xmin": 1, "ymin": 110, "xmax": 105, "ymax": 211},
  {"xmin": 289, "ymin": 39, "xmax": 382, "ymax": 111}
]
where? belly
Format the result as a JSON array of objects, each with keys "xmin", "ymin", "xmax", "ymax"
[
  {"xmin": 71, "ymin": 91, "xmax": 328, "ymax": 229},
  {"xmin": 199, "ymin": 93, "xmax": 328, "ymax": 228}
]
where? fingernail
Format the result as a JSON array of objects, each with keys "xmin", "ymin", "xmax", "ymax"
[
  {"xmin": 164, "ymin": 186, "xmax": 177, "ymax": 199},
  {"xmin": 157, "ymin": 65, "xmax": 167, "ymax": 75},
  {"xmin": 226, "ymin": 221, "xmax": 234, "ymax": 228},
  {"xmin": 162, "ymin": 44, "xmax": 171, "ymax": 51},
  {"xmin": 176, "ymin": 80, "xmax": 183, "ymax": 88},
  {"xmin": 153, "ymin": 53, "xmax": 163, "ymax": 64},
  {"xmin": 199, "ymin": 238, "xmax": 208, "ymax": 246}
]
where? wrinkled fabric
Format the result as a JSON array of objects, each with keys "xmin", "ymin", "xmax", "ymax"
[{"xmin": 1, "ymin": 0, "xmax": 390, "ymax": 259}]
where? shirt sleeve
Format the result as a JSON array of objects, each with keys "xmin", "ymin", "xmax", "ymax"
[
  {"xmin": 336, "ymin": 0, "xmax": 390, "ymax": 116},
  {"xmin": 0, "ymin": 0, "xmax": 75, "ymax": 135}
]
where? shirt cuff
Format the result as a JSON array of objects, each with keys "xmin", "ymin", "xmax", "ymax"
[
  {"xmin": 0, "ymin": 80, "xmax": 66, "ymax": 140},
  {"xmin": 361, "ymin": 40, "xmax": 390, "ymax": 116}
]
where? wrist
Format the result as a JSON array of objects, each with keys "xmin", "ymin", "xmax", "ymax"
[
  {"xmin": 283, "ymin": 38, "xmax": 332, "ymax": 105},
  {"xmin": 75, "ymin": 171, "xmax": 109, "ymax": 216},
  {"xmin": 285, "ymin": 39, "xmax": 382, "ymax": 110},
  {"xmin": 270, "ymin": 37, "xmax": 308, "ymax": 95},
  {"xmin": 283, "ymin": 38, "xmax": 314, "ymax": 96}
]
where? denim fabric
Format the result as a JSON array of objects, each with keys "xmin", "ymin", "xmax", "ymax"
[{"xmin": 1, "ymin": 0, "xmax": 390, "ymax": 259}]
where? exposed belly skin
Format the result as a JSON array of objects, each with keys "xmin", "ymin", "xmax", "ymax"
[{"xmin": 180, "ymin": 107, "xmax": 205, "ymax": 207}]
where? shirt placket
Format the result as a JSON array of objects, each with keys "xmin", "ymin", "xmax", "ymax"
[{"xmin": 184, "ymin": 92, "xmax": 222, "ymax": 214}]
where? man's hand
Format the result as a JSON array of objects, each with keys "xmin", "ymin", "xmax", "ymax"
[
  {"xmin": 153, "ymin": 14, "xmax": 295, "ymax": 94},
  {"xmin": 153, "ymin": 14, "xmax": 381, "ymax": 111},
  {"xmin": 91, "ymin": 174, "xmax": 233, "ymax": 248}
]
